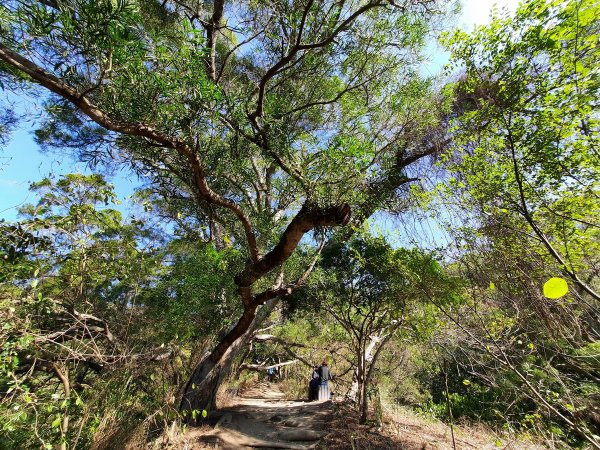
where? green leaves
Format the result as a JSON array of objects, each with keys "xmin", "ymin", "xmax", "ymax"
[
  {"xmin": 51, "ymin": 415, "xmax": 61, "ymax": 429},
  {"xmin": 435, "ymin": 3, "xmax": 600, "ymax": 443},
  {"xmin": 443, "ymin": 0, "xmax": 600, "ymax": 300},
  {"xmin": 0, "ymin": 173, "xmax": 168, "ymax": 449},
  {"xmin": 313, "ymin": 233, "xmax": 460, "ymax": 339},
  {"xmin": 190, "ymin": 408, "xmax": 208, "ymax": 420}
]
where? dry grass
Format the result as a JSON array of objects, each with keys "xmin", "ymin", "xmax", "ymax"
[
  {"xmin": 160, "ymin": 380, "xmax": 550, "ymax": 450},
  {"xmin": 317, "ymin": 403, "xmax": 548, "ymax": 450}
]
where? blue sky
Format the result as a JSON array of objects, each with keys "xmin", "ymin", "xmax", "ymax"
[
  {"xmin": 0, "ymin": 0, "xmax": 520, "ymax": 222},
  {"xmin": 0, "ymin": 125, "xmax": 140, "ymax": 220}
]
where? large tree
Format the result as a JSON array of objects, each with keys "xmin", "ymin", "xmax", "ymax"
[
  {"xmin": 0, "ymin": 0, "xmax": 451, "ymax": 414},
  {"xmin": 434, "ymin": 0, "xmax": 600, "ymax": 446},
  {"xmin": 306, "ymin": 235, "xmax": 458, "ymax": 423},
  {"xmin": 444, "ymin": 0, "xmax": 600, "ymax": 301}
]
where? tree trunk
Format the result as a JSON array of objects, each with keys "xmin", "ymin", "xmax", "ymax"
[
  {"xmin": 52, "ymin": 363, "xmax": 70, "ymax": 450},
  {"xmin": 359, "ymin": 383, "xmax": 369, "ymax": 424},
  {"xmin": 350, "ymin": 336, "xmax": 377, "ymax": 415},
  {"xmin": 348, "ymin": 367, "xmax": 359, "ymax": 403},
  {"xmin": 358, "ymin": 331, "xmax": 392, "ymax": 424},
  {"xmin": 179, "ymin": 203, "xmax": 351, "ymax": 418},
  {"xmin": 179, "ymin": 297, "xmax": 279, "ymax": 418},
  {"xmin": 358, "ymin": 345, "xmax": 369, "ymax": 424}
]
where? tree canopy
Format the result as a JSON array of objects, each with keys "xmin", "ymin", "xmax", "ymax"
[{"xmin": 1, "ymin": 0, "xmax": 599, "ymax": 448}]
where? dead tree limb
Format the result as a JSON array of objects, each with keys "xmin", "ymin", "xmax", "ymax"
[{"xmin": 239, "ymin": 359, "xmax": 298, "ymax": 372}]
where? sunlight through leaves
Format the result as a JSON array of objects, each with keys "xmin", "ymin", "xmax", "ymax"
[{"xmin": 543, "ymin": 277, "xmax": 568, "ymax": 299}]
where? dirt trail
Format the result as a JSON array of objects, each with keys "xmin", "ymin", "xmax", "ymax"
[
  {"xmin": 179, "ymin": 383, "xmax": 548, "ymax": 450},
  {"xmin": 186, "ymin": 382, "xmax": 333, "ymax": 449}
]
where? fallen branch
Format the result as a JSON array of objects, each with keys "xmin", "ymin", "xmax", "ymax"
[
  {"xmin": 251, "ymin": 334, "xmax": 314, "ymax": 368},
  {"xmin": 239, "ymin": 359, "xmax": 298, "ymax": 372},
  {"xmin": 253, "ymin": 334, "xmax": 308, "ymax": 348}
]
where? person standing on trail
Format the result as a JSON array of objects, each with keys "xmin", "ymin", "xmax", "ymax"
[
  {"xmin": 309, "ymin": 366, "xmax": 320, "ymax": 401},
  {"xmin": 317, "ymin": 361, "xmax": 332, "ymax": 401}
]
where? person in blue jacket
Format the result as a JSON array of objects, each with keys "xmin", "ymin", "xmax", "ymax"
[{"xmin": 308, "ymin": 366, "xmax": 320, "ymax": 401}]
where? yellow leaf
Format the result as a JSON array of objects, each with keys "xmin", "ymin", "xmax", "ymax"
[
  {"xmin": 202, "ymin": 409, "xmax": 208, "ymax": 418},
  {"xmin": 489, "ymin": 282, "xmax": 495, "ymax": 290},
  {"xmin": 543, "ymin": 277, "xmax": 568, "ymax": 299}
]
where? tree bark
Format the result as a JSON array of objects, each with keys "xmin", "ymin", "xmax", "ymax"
[
  {"xmin": 179, "ymin": 303, "xmax": 262, "ymax": 415},
  {"xmin": 52, "ymin": 363, "xmax": 70, "ymax": 450},
  {"xmin": 357, "ymin": 331, "xmax": 394, "ymax": 424},
  {"xmin": 239, "ymin": 360, "xmax": 298, "ymax": 372},
  {"xmin": 179, "ymin": 202, "xmax": 350, "ymax": 418},
  {"xmin": 178, "ymin": 294, "xmax": 283, "ymax": 418}
]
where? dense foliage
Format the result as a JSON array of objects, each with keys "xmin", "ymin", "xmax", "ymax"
[
  {"xmin": 0, "ymin": 0, "xmax": 599, "ymax": 448},
  {"xmin": 1, "ymin": 0, "xmax": 457, "ymax": 414},
  {"xmin": 418, "ymin": 0, "xmax": 599, "ymax": 446}
]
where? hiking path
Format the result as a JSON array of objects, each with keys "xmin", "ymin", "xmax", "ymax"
[{"xmin": 184, "ymin": 382, "xmax": 332, "ymax": 449}]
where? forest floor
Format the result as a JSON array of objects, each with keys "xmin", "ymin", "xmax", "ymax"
[{"xmin": 175, "ymin": 382, "xmax": 547, "ymax": 450}]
